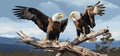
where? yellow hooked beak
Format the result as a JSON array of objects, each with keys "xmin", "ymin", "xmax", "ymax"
[
  {"xmin": 70, "ymin": 13, "xmax": 74, "ymax": 19},
  {"xmin": 59, "ymin": 14, "xmax": 64, "ymax": 18}
]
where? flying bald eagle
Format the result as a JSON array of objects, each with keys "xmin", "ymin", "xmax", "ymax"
[
  {"xmin": 13, "ymin": 6, "xmax": 68, "ymax": 42},
  {"xmin": 69, "ymin": 1, "xmax": 105, "ymax": 39}
]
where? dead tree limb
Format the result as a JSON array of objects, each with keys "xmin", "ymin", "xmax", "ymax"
[
  {"xmin": 16, "ymin": 29, "xmax": 108, "ymax": 56},
  {"xmin": 72, "ymin": 29, "xmax": 109, "ymax": 45}
]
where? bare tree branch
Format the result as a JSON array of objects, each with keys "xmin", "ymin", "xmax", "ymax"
[
  {"xmin": 16, "ymin": 29, "xmax": 108, "ymax": 56},
  {"xmin": 72, "ymin": 29, "xmax": 109, "ymax": 45},
  {"xmin": 56, "ymin": 50, "xmax": 65, "ymax": 56}
]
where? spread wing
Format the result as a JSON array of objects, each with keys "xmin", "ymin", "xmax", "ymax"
[
  {"xmin": 60, "ymin": 19, "xmax": 68, "ymax": 32},
  {"xmin": 83, "ymin": 1, "xmax": 105, "ymax": 28},
  {"xmin": 13, "ymin": 6, "xmax": 49, "ymax": 32}
]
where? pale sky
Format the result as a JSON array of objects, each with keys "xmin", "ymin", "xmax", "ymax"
[{"xmin": 0, "ymin": 0, "xmax": 120, "ymax": 41}]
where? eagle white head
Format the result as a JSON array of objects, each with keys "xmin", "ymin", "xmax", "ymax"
[
  {"xmin": 69, "ymin": 11, "xmax": 81, "ymax": 21},
  {"xmin": 52, "ymin": 13, "xmax": 64, "ymax": 22}
]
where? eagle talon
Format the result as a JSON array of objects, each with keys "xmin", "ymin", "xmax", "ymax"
[
  {"xmin": 82, "ymin": 34, "xmax": 87, "ymax": 39},
  {"xmin": 55, "ymin": 40, "xmax": 59, "ymax": 45},
  {"xmin": 75, "ymin": 36, "xmax": 80, "ymax": 39},
  {"xmin": 46, "ymin": 40, "xmax": 52, "ymax": 44},
  {"xmin": 53, "ymin": 38, "xmax": 59, "ymax": 45}
]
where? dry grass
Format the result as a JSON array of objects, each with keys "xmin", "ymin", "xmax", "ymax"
[
  {"xmin": 0, "ymin": 49, "xmax": 119, "ymax": 56},
  {"xmin": 0, "ymin": 51, "xmax": 76, "ymax": 56}
]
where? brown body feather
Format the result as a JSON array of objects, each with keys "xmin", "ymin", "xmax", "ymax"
[
  {"xmin": 74, "ymin": 18, "xmax": 90, "ymax": 37},
  {"xmin": 47, "ymin": 18, "xmax": 61, "ymax": 40},
  {"xmin": 82, "ymin": 7, "xmax": 95, "ymax": 28}
]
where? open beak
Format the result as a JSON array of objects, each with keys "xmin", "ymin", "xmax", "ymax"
[{"xmin": 69, "ymin": 13, "xmax": 74, "ymax": 19}]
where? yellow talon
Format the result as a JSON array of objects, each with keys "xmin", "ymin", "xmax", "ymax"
[
  {"xmin": 55, "ymin": 40, "xmax": 59, "ymax": 45},
  {"xmin": 82, "ymin": 34, "xmax": 86, "ymax": 39},
  {"xmin": 46, "ymin": 40, "xmax": 52, "ymax": 44},
  {"xmin": 54, "ymin": 38, "xmax": 59, "ymax": 45}
]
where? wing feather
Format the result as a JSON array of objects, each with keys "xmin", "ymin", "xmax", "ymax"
[
  {"xmin": 60, "ymin": 19, "xmax": 68, "ymax": 32},
  {"xmin": 13, "ymin": 6, "xmax": 49, "ymax": 32},
  {"xmin": 82, "ymin": 1, "xmax": 105, "ymax": 28}
]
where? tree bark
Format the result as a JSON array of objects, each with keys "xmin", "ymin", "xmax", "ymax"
[{"xmin": 16, "ymin": 29, "xmax": 109, "ymax": 56}]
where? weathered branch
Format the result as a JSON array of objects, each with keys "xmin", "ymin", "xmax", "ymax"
[
  {"xmin": 56, "ymin": 50, "xmax": 65, "ymax": 56},
  {"xmin": 72, "ymin": 29, "xmax": 109, "ymax": 45},
  {"xmin": 16, "ymin": 29, "xmax": 108, "ymax": 56}
]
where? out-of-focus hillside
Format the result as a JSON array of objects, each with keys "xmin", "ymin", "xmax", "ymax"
[{"xmin": 0, "ymin": 48, "xmax": 120, "ymax": 56}]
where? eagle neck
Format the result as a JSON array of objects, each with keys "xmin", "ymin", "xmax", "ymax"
[{"xmin": 52, "ymin": 16, "xmax": 61, "ymax": 22}]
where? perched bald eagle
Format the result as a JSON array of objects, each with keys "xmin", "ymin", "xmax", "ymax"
[
  {"xmin": 69, "ymin": 1, "xmax": 105, "ymax": 39},
  {"xmin": 13, "ymin": 6, "xmax": 68, "ymax": 42}
]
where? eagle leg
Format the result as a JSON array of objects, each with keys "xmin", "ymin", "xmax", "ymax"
[
  {"xmin": 82, "ymin": 27, "xmax": 87, "ymax": 39},
  {"xmin": 77, "ymin": 30, "xmax": 81, "ymax": 38}
]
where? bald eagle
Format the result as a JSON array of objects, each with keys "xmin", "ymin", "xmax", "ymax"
[
  {"xmin": 69, "ymin": 1, "xmax": 105, "ymax": 39},
  {"xmin": 13, "ymin": 6, "xmax": 68, "ymax": 42}
]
